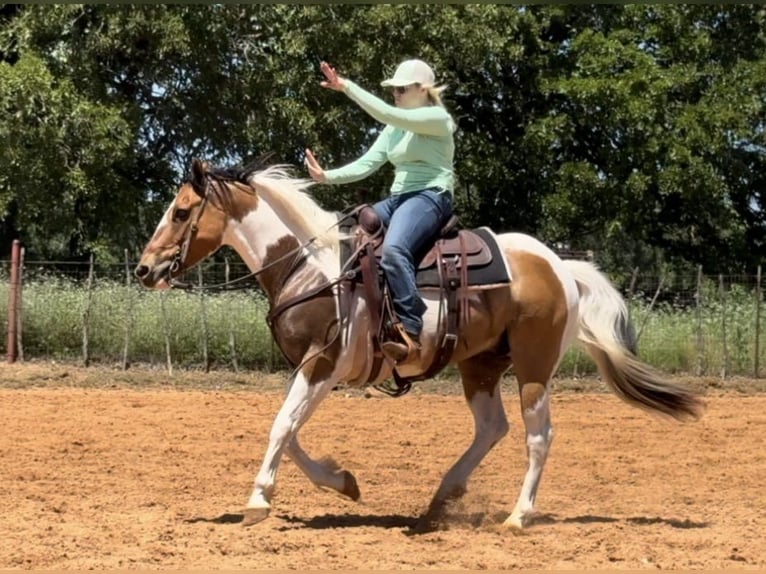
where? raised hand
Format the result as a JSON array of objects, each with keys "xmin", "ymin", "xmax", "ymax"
[
  {"xmin": 319, "ymin": 61, "xmax": 346, "ymax": 91},
  {"xmin": 304, "ymin": 148, "xmax": 326, "ymax": 183}
]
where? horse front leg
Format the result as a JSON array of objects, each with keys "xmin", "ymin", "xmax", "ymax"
[
  {"xmin": 242, "ymin": 368, "xmax": 336, "ymax": 526},
  {"xmin": 285, "ymin": 436, "xmax": 360, "ymax": 501}
]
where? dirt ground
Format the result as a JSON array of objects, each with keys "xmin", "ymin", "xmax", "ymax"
[{"xmin": 1, "ymin": 362, "xmax": 765, "ymax": 570}]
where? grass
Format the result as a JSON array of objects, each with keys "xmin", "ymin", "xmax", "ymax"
[
  {"xmin": 1, "ymin": 275, "xmax": 764, "ymax": 377},
  {"xmin": 1, "ymin": 278, "xmax": 281, "ymax": 370}
]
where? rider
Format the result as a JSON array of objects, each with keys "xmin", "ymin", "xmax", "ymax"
[{"xmin": 305, "ymin": 59, "xmax": 456, "ymax": 366}]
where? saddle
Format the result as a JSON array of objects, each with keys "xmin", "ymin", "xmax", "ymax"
[{"xmin": 341, "ymin": 205, "xmax": 509, "ymax": 396}]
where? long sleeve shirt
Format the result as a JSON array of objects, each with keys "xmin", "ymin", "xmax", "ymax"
[{"xmin": 323, "ymin": 80, "xmax": 455, "ymax": 196}]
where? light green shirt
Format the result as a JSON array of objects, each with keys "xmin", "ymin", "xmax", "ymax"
[{"xmin": 323, "ymin": 80, "xmax": 456, "ymax": 196}]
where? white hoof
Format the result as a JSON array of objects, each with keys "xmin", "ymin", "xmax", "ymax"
[{"xmin": 503, "ymin": 510, "xmax": 529, "ymax": 531}]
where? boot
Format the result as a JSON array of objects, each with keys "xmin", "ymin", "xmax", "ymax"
[{"xmin": 381, "ymin": 326, "xmax": 421, "ymax": 364}]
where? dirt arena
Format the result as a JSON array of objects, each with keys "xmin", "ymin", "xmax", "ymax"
[{"xmin": 1, "ymin": 363, "xmax": 764, "ymax": 570}]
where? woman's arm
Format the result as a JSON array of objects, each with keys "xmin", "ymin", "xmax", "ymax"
[
  {"xmin": 343, "ymin": 81, "xmax": 454, "ymax": 137},
  {"xmin": 323, "ymin": 128, "xmax": 391, "ymax": 185}
]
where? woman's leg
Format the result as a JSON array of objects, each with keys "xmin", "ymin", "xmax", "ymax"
[{"xmin": 379, "ymin": 189, "xmax": 452, "ymax": 336}]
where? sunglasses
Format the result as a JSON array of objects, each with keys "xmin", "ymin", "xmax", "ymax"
[{"xmin": 392, "ymin": 84, "xmax": 417, "ymax": 95}]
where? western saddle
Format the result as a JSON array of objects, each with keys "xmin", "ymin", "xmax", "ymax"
[{"xmin": 342, "ymin": 205, "xmax": 498, "ymax": 396}]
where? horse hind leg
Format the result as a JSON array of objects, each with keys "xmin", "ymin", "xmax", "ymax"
[
  {"xmin": 503, "ymin": 339, "xmax": 560, "ymax": 530},
  {"xmin": 504, "ymin": 379, "xmax": 553, "ymax": 530},
  {"xmin": 420, "ymin": 352, "xmax": 511, "ymax": 530}
]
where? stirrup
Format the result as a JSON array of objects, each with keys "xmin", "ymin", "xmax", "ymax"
[{"xmin": 390, "ymin": 322, "xmax": 421, "ymax": 349}]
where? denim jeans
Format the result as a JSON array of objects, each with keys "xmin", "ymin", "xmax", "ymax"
[{"xmin": 372, "ymin": 188, "xmax": 453, "ymax": 335}]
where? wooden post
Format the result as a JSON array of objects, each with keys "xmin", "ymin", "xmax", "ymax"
[
  {"xmin": 695, "ymin": 265, "xmax": 704, "ymax": 376},
  {"xmin": 225, "ymin": 257, "xmax": 238, "ymax": 372},
  {"xmin": 81, "ymin": 254, "xmax": 95, "ymax": 367},
  {"xmin": 571, "ymin": 349, "xmax": 580, "ymax": 378},
  {"xmin": 160, "ymin": 291, "xmax": 173, "ymax": 376},
  {"xmin": 122, "ymin": 249, "xmax": 133, "ymax": 370},
  {"xmin": 5, "ymin": 239, "xmax": 21, "ymax": 363},
  {"xmin": 626, "ymin": 266, "xmax": 639, "ymax": 323},
  {"xmin": 635, "ymin": 274, "xmax": 664, "ymax": 344},
  {"xmin": 198, "ymin": 266, "xmax": 210, "ymax": 372},
  {"xmin": 756, "ymin": 265, "xmax": 762, "ymax": 379},
  {"xmin": 16, "ymin": 246, "xmax": 25, "ymax": 362},
  {"xmin": 719, "ymin": 274, "xmax": 728, "ymax": 379}
]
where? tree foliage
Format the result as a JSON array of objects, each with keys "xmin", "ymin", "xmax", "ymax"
[{"xmin": 0, "ymin": 4, "xmax": 763, "ymax": 272}]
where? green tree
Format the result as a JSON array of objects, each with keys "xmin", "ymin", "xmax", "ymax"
[
  {"xmin": 0, "ymin": 4, "xmax": 763, "ymax": 275},
  {"xmin": 536, "ymin": 4, "xmax": 766, "ymax": 273}
]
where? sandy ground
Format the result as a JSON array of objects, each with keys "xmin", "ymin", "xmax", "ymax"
[{"xmin": 0, "ymin": 363, "xmax": 765, "ymax": 569}]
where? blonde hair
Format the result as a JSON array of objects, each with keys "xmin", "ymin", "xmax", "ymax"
[{"xmin": 425, "ymin": 84, "xmax": 447, "ymax": 108}]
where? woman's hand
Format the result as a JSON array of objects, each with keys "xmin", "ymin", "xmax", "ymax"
[
  {"xmin": 319, "ymin": 61, "xmax": 346, "ymax": 92},
  {"xmin": 304, "ymin": 148, "xmax": 326, "ymax": 183}
]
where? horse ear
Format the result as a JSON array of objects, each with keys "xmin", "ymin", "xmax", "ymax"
[{"xmin": 190, "ymin": 158, "xmax": 208, "ymax": 196}]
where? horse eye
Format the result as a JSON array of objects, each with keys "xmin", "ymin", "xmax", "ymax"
[{"xmin": 174, "ymin": 208, "xmax": 190, "ymax": 222}]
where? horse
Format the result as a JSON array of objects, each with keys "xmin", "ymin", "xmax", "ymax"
[{"xmin": 135, "ymin": 157, "xmax": 703, "ymax": 530}]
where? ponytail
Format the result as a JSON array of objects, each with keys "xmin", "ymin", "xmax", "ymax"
[{"xmin": 425, "ymin": 84, "xmax": 447, "ymax": 108}]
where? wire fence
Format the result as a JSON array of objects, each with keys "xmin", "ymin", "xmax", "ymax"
[{"xmin": 1, "ymin": 256, "xmax": 764, "ymax": 378}]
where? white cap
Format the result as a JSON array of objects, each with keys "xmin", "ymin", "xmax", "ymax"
[{"xmin": 380, "ymin": 59, "xmax": 436, "ymax": 87}]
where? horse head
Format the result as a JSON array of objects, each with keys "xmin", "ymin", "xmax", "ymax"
[{"xmin": 135, "ymin": 158, "xmax": 231, "ymax": 289}]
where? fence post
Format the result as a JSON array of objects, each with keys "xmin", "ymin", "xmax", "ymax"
[
  {"xmin": 198, "ymin": 266, "xmax": 210, "ymax": 372},
  {"xmin": 16, "ymin": 246, "xmax": 25, "ymax": 362},
  {"xmin": 225, "ymin": 257, "xmax": 239, "ymax": 372},
  {"xmin": 81, "ymin": 254, "xmax": 95, "ymax": 367},
  {"xmin": 122, "ymin": 249, "xmax": 133, "ymax": 370},
  {"xmin": 719, "ymin": 274, "xmax": 728, "ymax": 379},
  {"xmin": 5, "ymin": 239, "xmax": 21, "ymax": 363},
  {"xmin": 160, "ymin": 291, "xmax": 173, "ymax": 376},
  {"xmin": 695, "ymin": 265, "xmax": 705, "ymax": 376},
  {"xmin": 756, "ymin": 265, "xmax": 762, "ymax": 379},
  {"xmin": 635, "ymin": 274, "xmax": 663, "ymax": 344},
  {"xmin": 626, "ymin": 266, "xmax": 639, "ymax": 324}
]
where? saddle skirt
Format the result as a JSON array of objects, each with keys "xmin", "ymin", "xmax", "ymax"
[
  {"xmin": 341, "ymin": 209, "xmax": 512, "ymax": 289},
  {"xmin": 413, "ymin": 226, "xmax": 511, "ymax": 288}
]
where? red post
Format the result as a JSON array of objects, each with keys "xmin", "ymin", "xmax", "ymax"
[{"xmin": 6, "ymin": 239, "xmax": 21, "ymax": 363}]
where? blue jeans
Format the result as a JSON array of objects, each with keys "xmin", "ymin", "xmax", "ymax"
[{"xmin": 372, "ymin": 188, "xmax": 453, "ymax": 335}]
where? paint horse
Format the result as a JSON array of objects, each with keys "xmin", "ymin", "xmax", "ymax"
[{"xmin": 135, "ymin": 158, "xmax": 702, "ymax": 530}]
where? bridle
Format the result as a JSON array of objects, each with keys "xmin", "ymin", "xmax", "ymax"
[
  {"xmin": 169, "ymin": 177, "xmax": 212, "ymax": 279},
  {"xmin": 165, "ymin": 172, "xmax": 360, "ymax": 292}
]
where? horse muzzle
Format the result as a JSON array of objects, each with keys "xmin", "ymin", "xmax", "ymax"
[{"xmin": 134, "ymin": 259, "xmax": 173, "ymax": 290}]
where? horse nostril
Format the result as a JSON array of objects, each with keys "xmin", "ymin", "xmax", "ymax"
[{"xmin": 135, "ymin": 264, "xmax": 150, "ymax": 278}]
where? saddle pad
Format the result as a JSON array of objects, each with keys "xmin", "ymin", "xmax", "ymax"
[{"xmin": 416, "ymin": 227, "xmax": 511, "ymax": 288}]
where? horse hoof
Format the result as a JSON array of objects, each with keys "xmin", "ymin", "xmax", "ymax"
[
  {"xmin": 341, "ymin": 471, "xmax": 361, "ymax": 501},
  {"xmin": 241, "ymin": 506, "xmax": 270, "ymax": 527},
  {"xmin": 503, "ymin": 513, "xmax": 527, "ymax": 532}
]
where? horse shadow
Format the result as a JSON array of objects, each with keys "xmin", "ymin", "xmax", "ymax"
[
  {"xmin": 183, "ymin": 512, "xmax": 418, "ymax": 530},
  {"xmin": 184, "ymin": 511, "xmax": 708, "ymax": 532},
  {"xmin": 534, "ymin": 513, "xmax": 709, "ymax": 529}
]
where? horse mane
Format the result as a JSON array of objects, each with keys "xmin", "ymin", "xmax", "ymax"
[
  {"xmin": 248, "ymin": 165, "xmax": 340, "ymax": 248},
  {"xmin": 195, "ymin": 154, "xmax": 339, "ymax": 248}
]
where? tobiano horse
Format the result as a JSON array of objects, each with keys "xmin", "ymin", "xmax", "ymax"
[{"xmin": 135, "ymin": 158, "xmax": 702, "ymax": 530}]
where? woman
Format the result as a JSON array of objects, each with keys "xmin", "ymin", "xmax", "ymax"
[{"xmin": 305, "ymin": 59, "xmax": 456, "ymax": 366}]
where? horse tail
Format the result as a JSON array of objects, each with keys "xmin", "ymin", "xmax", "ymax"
[{"xmin": 563, "ymin": 260, "xmax": 703, "ymax": 421}]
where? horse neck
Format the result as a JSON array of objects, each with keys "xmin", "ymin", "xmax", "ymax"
[{"xmin": 222, "ymin": 195, "xmax": 340, "ymax": 304}]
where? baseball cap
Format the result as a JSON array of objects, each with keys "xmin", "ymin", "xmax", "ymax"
[{"xmin": 380, "ymin": 59, "xmax": 436, "ymax": 87}]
